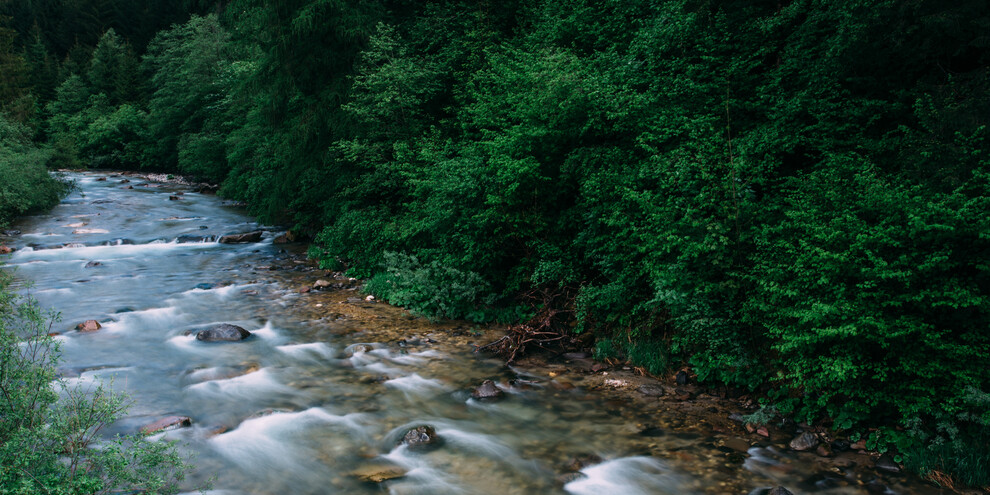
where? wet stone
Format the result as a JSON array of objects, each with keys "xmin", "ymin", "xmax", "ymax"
[
  {"xmin": 218, "ymin": 231, "xmax": 263, "ymax": 244},
  {"xmin": 789, "ymin": 432, "xmax": 819, "ymax": 452},
  {"xmin": 400, "ymin": 425, "xmax": 441, "ymax": 450},
  {"xmin": 140, "ymin": 416, "xmax": 192, "ymax": 434},
  {"xmin": 637, "ymin": 384, "xmax": 665, "ymax": 397},
  {"xmin": 351, "ymin": 464, "xmax": 406, "ymax": 483},
  {"xmin": 471, "ymin": 380, "xmax": 504, "ymax": 400},
  {"xmin": 875, "ymin": 453, "xmax": 901, "ymax": 474},
  {"xmin": 196, "ymin": 323, "xmax": 251, "ymax": 342},
  {"xmin": 768, "ymin": 487, "xmax": 795, "ymax": 495},
  {"xmin": 75, "ymin": 320, "xmax": 102, "ymax": 333}
]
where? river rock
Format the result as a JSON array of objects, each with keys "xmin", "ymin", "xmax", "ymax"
[
  {"xmin": 789, "ymin": 432, "xmax": 819, "ymax": 451},
  {"xmin": 196, "ymin": 323, "xmax": 251, "ymax": 342},
  {"xmin": 169, "ymin": 195, "xmax": 180, "ymax": 201},
  {"xmin": 675, "ymin": 370, "xmax": 689, "ymax": 385},
  {"xmin": 2, "ymin": 230, "xmax": 20, "ymax": 236},
  {"xmin": 313, "ymin": 279, "xmax": 332, "ymax": 290},
  {"xmin": 140, "ymin": 416, "xmax": 192, "ymax": 434},
  {"xmin": 84, "ymin": 261, "xmax": 102, "ymax": 268},
  {"xmin": 273, "ymin": 231, "xmax": 296, "ymax": 244},
  {"xmin": 218, "ymin": 231, "xmax": 263, "ymax": 244},
  {"xmin": 75, "ymin": 320, "xmax": 102, "ymax": 333},
  {"xmin": 177, "ymin": 234, "xmax": 215, "ymax": 243},
  {"xmin": 637, "ymin": 384, "xmax": 665, "ymax": 397},
  {"xmin": 563, "ymin": 454, "xmax": 602, "ymax": 472},
  {"xmin": 400, "ymin": 425, "xmax": 441, "ymax": 450},
  {"xmin": 471, "ymin": 380, "xmax": 504, "ymax": 400},
  {"xmin": 875, "ymin": 453, "xmax": 901, "ymax": 474},
  {"xmin": 351, "ymin": 463, "xmax": 406, "ymax": 483},
  {"xmin": 0, "ymin": 245, "xmax": 13, "ymax": 254},
  {"xmin": 768, "ymin": 487, "xmax": 795, "ymax": 495}
]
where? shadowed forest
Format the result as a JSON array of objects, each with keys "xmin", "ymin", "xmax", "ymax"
[{"xmin": 1, "ymin": 0, "xmax": 988, "ymax": 488}]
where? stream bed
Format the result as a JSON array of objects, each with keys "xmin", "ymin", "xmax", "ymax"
[{"xmin": 0, "ymin": 172, "xmax": 943, "ymax": 495}]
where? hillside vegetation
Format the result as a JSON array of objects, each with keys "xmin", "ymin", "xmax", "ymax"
[{"xmin": 1, "ymin": 0, "xmax": 988, "ymax": 486}]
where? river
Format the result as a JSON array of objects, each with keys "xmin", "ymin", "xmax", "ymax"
[{"xmin": 0, "ymin": 172, "xmax": 941, "ymax": 495}]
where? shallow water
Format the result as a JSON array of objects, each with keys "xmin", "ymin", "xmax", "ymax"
[{"xmin": 1, "ymin": 172, "xmax": 942, "ymax": 495}]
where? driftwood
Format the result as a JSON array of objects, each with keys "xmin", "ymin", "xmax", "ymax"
[{"xmin": 476, "ymin": 287, "xmax": 576, "ymax": 363}]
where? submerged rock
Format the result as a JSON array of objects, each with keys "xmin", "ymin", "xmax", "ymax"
[
  {"xmin": 140, "ymin": 416, "xmax": 192, "ymax": 434},
  {"xmin": 471, "ymin": 380, "xmax": 504, "ymax": 400},
  {"xmin": 218, "ymin": 231, "xmax": 263, "ymax": 244},
  {"xmin": 196, "ymin": 323, "xmax": 251, "ymax": 342},
  {"xmin": 400, "ymin": 425, "xmax": 441, "ymax": 450},
  {"xmin": 351, "ymin": 463, "xmax": 406, "ymax": 483},
  {"xmin": 84, "ymin": 261, "xmax": 102, "ymax": 268},
  {"xmin": 75, "ymin": 320, "xmax": 102, "ymax": 333}
]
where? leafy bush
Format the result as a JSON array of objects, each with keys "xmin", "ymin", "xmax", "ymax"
[
  {"xmin": 0, "ymin": 115, "xmax": 68, "ymax": 227},
  {"xmin": 0, "ymin": 272, "xmax": 190, "ymax": 494},
  {"xmin": 364, "ymin": 251, "xmax": 495, "ymax": 321}
]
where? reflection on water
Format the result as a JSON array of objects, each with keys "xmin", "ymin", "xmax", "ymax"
[{"xmin": 1, "ymin": 172, "xmax": 940, "ymax": 495}]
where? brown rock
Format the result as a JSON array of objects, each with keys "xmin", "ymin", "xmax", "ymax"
[
  {"xmin": 789, "ymin": 432, "xmax": 820, "ymax": 451},
  {"xmin": 273, "ymin": 231, "xmax": 297, "ymax": 244},
  {"xmin": 400, "ymin": 425, "xmax": 441, "ymax": 450},
  {"xmin": 755, "ymin": 426, "xmax": 770, "ymax": 438},
  {"xmin": 0, "ymin": 245, "xmax": 13, "ymax": 254},
  {"xmin": 722, "ymin": 437, "xmax": 751, "ymax": 453},
  {"xmin": 299, "ymin": 286, "xmax": 311, "ymax": 293},
  {"xmin": 168, "ymin": 195, "xmax": 180, "ymax": 201},
  {"xmin": 637, "ymin": 384, "xmax": 665, "ymax": 397},
  {"xmin": 75, "ymin": 320, "xmax": 102, "ymax": 333},
  {"xmin": 472, "ymin": 380, "xmax": 504, "ymax": 400},
  {"xmin": 351, "ymin": 464, "xmax": 406, "ymax": 483},
  {"xmin": 218, "ymin": 231, "xmax": 263, "ymax": 244},
  {"xmin": 140, "ymin": 416, "xmax": 191, "ymax": 434},
  {"xmin": 768, "ymin": 487, "xmax": 795, "ymax": 495}
]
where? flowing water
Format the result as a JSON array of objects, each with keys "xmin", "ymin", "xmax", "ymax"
[{"xmin": 1, "ymin": 172, "xmax": 942, "ymax": 495}]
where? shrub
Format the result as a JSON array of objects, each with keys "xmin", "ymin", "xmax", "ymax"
[{"xmin": 0, "ymin": 272, "xmax": 190, "ymax": 494}]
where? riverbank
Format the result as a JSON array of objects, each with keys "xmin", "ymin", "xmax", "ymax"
[
  {"xmin": 259, "ymin": 253, "xmax": 951, "ymax": 495},
  {"xmin": 2, "ymin": 171, "xmax": 961, "ymax": 494}
]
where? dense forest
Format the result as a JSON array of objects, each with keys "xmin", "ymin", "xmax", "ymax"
[{"xmin": 1, "ymin": 0, "xmax": 988, "ymax": 487}]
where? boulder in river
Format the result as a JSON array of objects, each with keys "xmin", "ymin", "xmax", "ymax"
[
  {"xmin": 400, "ymin": 425, "xmax": 441, "ymax": 450},
  {"xmin": 177, "ymin": 234, "xmax": 216, "ymax": 243},
  {"xmin": 471, "ymin": 380, "xmax": 504, "ymax": 400},
  {"xmin": 0, "ymin": 245, "xmax": 13, "ymax": 254},
  {"xmin": 75, "ymin": 320, "xmax": 102, "ymax": 333},
  {"xmin": 140, "ymin": 416, "xmax": 192, "ymax": 434},
  {"xmin": 84, "ymin": 261, "xmax": 102, "ymax": 268},
  {"xmin": 195, "ymin": 323, "xmax": 251, "ymax": 342},
  {"xmin": 218, "ymin": 231, "xmax": 263, "ymax": 244},
  {"xmin": 789, "ymin": 432, "xmax": 819, "ymax": 451},
  {"xmin": 875, "ymin": 453, "xmax": 901, "ymax": 474}
]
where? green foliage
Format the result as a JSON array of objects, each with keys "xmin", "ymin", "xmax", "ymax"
[
  {"xmin": 364, "ymin": 251, "xmax": 496, "ymax": 322},
  {"xmin": 0, "ymin": 115, "xmax": 67, "ymax": 226},
  {"xmin": 0, "ymin": 272, "xmax": 190, "ymax": 494},
  {"xmin": 5, "ymin": 0, "xmax": 990, "ymax": 486}
]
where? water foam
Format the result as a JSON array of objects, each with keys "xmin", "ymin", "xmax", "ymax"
[{"xmin": 563, "ymin": 456, "xmax": 684, "ymax": 495}]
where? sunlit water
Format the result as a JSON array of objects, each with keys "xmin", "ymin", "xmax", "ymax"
[{"xmin": 1, "ymin": 172, "xmax": 941, "ymax": 495}]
